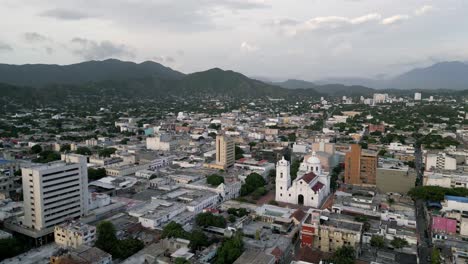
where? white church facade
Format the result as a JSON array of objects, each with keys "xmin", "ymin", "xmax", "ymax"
[{"xmin": 275, "ymin": 152, "xmax": 330, "ymax": 208}]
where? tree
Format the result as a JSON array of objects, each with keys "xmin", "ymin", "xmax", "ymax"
[
  {"xmin": 195, "ymin": 212, "xmax": 226, "ymax": 228},
  {"xmin": 370, "ymin": 235, "xmax": 385, "ymax": 249},
  {"xmin": 206, "ymin": 174, "xmax": 224, "ymax": 186},
  {"xmin": 76, "ymin": 146, "xmax": 92, "ymax": 155},
  {"xmin": 115, "ymin": 238, "xmax": 144, "ymax": 259},
  {"xmin": 175, "ymin": 258, "xmax": 190, "ymax": 264},
  {"xmin": 95, "ymin": 221, "xmax": 118, "ymax": 254},
  {"xmin": 240, "ymin": 173, "xmax": 266, "ymax": 196},
  {"xmin": 161, "ymin": 221, "xmax": 188, "ymax": 239},
  {"xmin": 33, "ymin": 150, "xmax": 61, "ymax": 163},
  {"xmin": 235, "ymin": 146, "xmax": 244, "ymax": 160},
  {"xmin": 98, "ymin": 147, "xmax": 117, "ymax": 157},
  {"xmin": 88, "ymin": 168, "xmax": 107, "ymax": 181},
  {"xmin": 329, "ymin": 245, "xmax": 355, "ymax": 264},
  {"xmin": 228, "ymin": 215, "xmax": 236, "ymax": 223},
  {"xmin": 390, "ymin": 237, "xmax": 408, "ymax": 249},
  {"xmin": 120, "ymin": 138, "xmax": 129, "ymax": 145},
  {"xmin": 290, "ymin": 159, "xmax": 301, "ymax": 181},
  {"xmin": 188, "ymin": 229, "xmax": 210, "ymax": 251},
  {"xmin": 431, "ymin": 248, "xmax": 441, "ymax": 264},
  {"xmin": 215, "ymin": 232, "xmax": 244, "ymax": 264},
  {"xmin": 30, "ymin": 144, "xmax": 42, "ymax": 154},
  {"xmin": 60, "ymin": 144, "xmax": 71, "ymax": 152},
  {"xmin": 0, "ymin": 237, "xmax": 30, "ymax": 261},
  {"xmin": 288, "ymin": 133, "xmax": 297, "ymax": 142}
]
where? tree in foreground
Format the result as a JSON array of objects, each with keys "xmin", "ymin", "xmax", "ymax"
[
  {"xmin": 206, "ymin": 174, "xmax": 224, "ymax": 186},
  {"xmin": 95, "ymin": 221, "xmax": 118, "ymax": 254},
  {"xmin": 431, "ymin": 248, "xmax": 441, "ymax": 264},
  {"xmin": 215, "ymin": 232, "xmax": 244, "ymax": 264},
  {"xmin": 390, "ymin": 237, "xmax": 408, "ymax": 249},
  {"xmin": 189, "ymin": 229, "xmax": 210, "ymax": 251},
  {"xmin": 195, "ymin": 212, "xmax": 226, "ymax": 228},
  {"xmin": 161, "ymin": 221, "xmax": 188, "ymax": 239},
  {"xmin": 328, "ymin": 245, "xmax": 355, "ymax": 264}
]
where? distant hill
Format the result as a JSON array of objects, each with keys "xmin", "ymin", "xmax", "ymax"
[
  {"xmin": 0, "ymin": 59, "xmax": 185, "ymax": 87},
  {"xmin": 316, "ymin": 61, "xmax": 468, "ymax": 90},
  {"xmin": 273, "ymin": 79, "xmax": 376, "ymax": 96},
  {"xmin": 273, "ymin": 79, "xmax": 316, "ymax": 89}
]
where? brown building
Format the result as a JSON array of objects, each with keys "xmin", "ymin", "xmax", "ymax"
[{"xmin": 344, "ymin": 144, "xmax": 378, "ymax": 186}]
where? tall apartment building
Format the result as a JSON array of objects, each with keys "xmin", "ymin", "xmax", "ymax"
[
  {"xmin": 216, "ymin": 135, "xmax": 235, "ymax": 169},
  {"xmin": 344, "ymin": 144, "xmax": 378, "ymax": 186},
  {"xmin": 22, "ymin": 154, "xmax": 89, "ymax": 232}
]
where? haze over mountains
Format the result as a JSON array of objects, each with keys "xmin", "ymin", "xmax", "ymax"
[
  {"xmin": 314, "ymin": 61, "xmax": 468, "ymax": 90},
  {"xmin": 0, "ymin": 59, "xmax": 467, "ymax": 103}
]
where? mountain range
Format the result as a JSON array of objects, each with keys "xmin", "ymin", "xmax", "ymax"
[
  {"xmin": 315, "ymin": 61, "xmax": 468, "ymax": 90},
  {"xmin": 0, "ymin": 59, "xmax": 467, "ymax": 103}
]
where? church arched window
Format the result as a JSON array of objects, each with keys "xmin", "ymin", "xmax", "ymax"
[{"xmin": 280, "ymin": 172, "xmax": 283, "ymax": 178}]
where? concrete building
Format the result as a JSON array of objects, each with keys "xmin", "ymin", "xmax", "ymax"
[
  {"xmin": 21, "ymin": 154, "xmax": 89, "ymax": 232},
  {"xmin": 344, "ymin": 144, "xmax": 378, "ymax": 186},
  {"xmin": 414, "ymin": 92, "xmax": 422, "ymax": 101},
  {"xmin": 376, "ymin": 159, "xmax": 417, "ymax": 194},
  {"xmin": 373, "ymin": 93, "xmax": 388, "ymax": 104},
  {"xmin": 50, "ymin": 245, "xmax": 112, "ymax": 264},
  {"xmin": 54, "ymin": 221, "xmax": 96, "ymax": 249},
  {"xmin": 205, "ymin": 135, "xmax": 235, "ymax": 170},
  {"xmin": 300, "ymin": 209, "xmax": 363, "ymax": 253},
  {"xmin": 146, "ymin": 134, "xmax": 174, "ymax": 151},
  {"xmin": 426, "ymin": 153, "xmax": 457, "ymax": 171},
  {"xmin": 424, "ymin": 171, "xmax": 468, "ymax": 189}
]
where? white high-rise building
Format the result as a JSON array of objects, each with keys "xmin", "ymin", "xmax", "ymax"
[
  {"xmin": 22, "ymin": 154, "xmax": 89, "ymax": 232},
  {"xmin": 414, "ymin": 92, "xmax": 422, "ymax": 101},
  {"xmin": 373, "ymin": 93, "xmax": 388, "ymax": 104}
]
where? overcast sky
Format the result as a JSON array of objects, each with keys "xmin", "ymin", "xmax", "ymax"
[{"xmin": 1, "ymin": 0, "xmax": 468, "ymax": 80}]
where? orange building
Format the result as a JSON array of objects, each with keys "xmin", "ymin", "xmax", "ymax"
[{"xmin": 344, "ymin": 144, "xmax": 378, "ymax": 186}]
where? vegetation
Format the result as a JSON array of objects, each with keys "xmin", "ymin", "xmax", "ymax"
[
  {"xmin": 0, "ymin": 237, "xmax": 31, "ymax": 261},
  {"xmin": 290, "ymin": 159, "xmax": 302, "ymax": 181},
  {"xmin": 98, "ymin": 147, "xmax": 117, "ymax": 157},
  {"xmin": 240, "ymin": 173, "xmax": 266, "ymax": 197},
  {"xmin": 88, "ymin": 168, "xmax": 107, "ymax": 181},
  {"xmin": 227, "ymin": 208, "xmax": 249, "ymax": 217},
  {"xmin": 235, "ymin": 146, "xmax": 244, "ymax": 160},
  {"xmin": 33, "ymin": 150, "xmax": 61, "ymax": 163},
  {"xmin": 174, "ymin": 258, "xmax": 191, "ymax": 264},
  {"xmin": 95, "ymin": 221, "xmax": 144, "ymax": 259},
  {"xmin": 188, "ymin": 229, "xmax": 210, "ymax": 251},
  {"xmin": 431, "ymin": 248, "xmax": 441, "ymax": 264},
  {"xmin": 195, "ymin": 212, "xmax": 226, "ymax": 228},
  {"xmin": 390, "ymin": 237, "xmax": 409, "ymax": 249},
  {"xmin": 30, "ymin": 144, "xmax": 42, "ymax": 154},
  {"xmin": 161, "ymin": 221, "xmax": 188, "ymax": 239},
  {"xmin": 328, "ymin": 245, "xmax": 356, "ymax": 264},
  {"xmin": 408, "ymin": 186, "xmax": 468, "ymax": 201},
  {"xmin": 215, "ymin": 232, "xmax": 244, "ymax": 264},
  {"xmin": 206, "ymin": 174, "xmax": 224, "ymax": 186},
  {"xmin": 75, "ymin": 146, "xmax": 92, "ymax": 155},
  {"xmin": 330, "ymin": 164, "xmax": 343, "ymax": 191},
  {"xmin": 370, "ymin": 235, "xmax": 385, "ymax": 249}
]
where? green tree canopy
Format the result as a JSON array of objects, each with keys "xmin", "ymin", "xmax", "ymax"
[
  {"xmin": 370, "ymin": 235, "xmax": 385, "ymax": 249},
  {"xmin": 195, "ymin": 212, "xmax": 226, "ymax": 228},
  {"xmin": 76, "ymin": 146, "xmax": 92, "ymax": 155},
  {"xmin": 30, "ymin": 144, "xmax": 42, "ymax": 154},
  {"xmin": 390, "ymin": 237, "xmax": 409, "ymax": 249},
  {"xmin": 215, "ymin": 232, "xmax": 244, "ymax": 264},
  {"xmin": 329, "ymin": 245, "xmax": 355, "ymax": 264},
  {"xmin": 206, "ymin": 174, "xmax": 224, "ymax": 186}
]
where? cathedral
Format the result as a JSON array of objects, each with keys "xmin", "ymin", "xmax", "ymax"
[{"xmin": 275, "ymin": 152, "xmax": 330, "ymax": 208}]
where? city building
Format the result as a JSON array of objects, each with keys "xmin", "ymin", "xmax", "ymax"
[
  {"xmin": 344, "ymin": 144, "xmax": 378, "ymax": 186},
  {"xmin": 50, "ymin": 245, "xmax": 112, "ymax": 264},
  {"xmin": 21, "ymin": 154, "xmax": 89, "ymax": 233},
  {"xmin": 414, "ymin": 92, "xmax": 422, "ymax": 101},
  {"xmin": 426, "ymin": 152, "xmax": 457, "ymax": 171},
  {"xmin": 275, "ymin": 152, "xmax": 330, "ymax": 208},
  {"xmin": 54, "ymin": 221, "xmax": 96, "ymax": 249},
  {"xmin": 146, "ymin": 133, "xmax": 174, "ymax": 151},
  {"xmin": 376, "ymin": 159, "xmax": 417, "ymax": 194},
  {"xmin": 205, "ymin": 134, "xmax": 235, "ymax": 170}
]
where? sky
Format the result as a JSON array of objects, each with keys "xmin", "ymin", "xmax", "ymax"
[{"xmin": 1, "ymin": 0, "xmax": 468, "ymax": 80}]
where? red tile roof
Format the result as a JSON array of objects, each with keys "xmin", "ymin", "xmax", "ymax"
[
  {"xmin": 291, "ymin": 209, "xmax": 307, "ymax": 222},
  {"xmin": 299, "ymin": 172, "xmax": 317, "ymax": 184},
  {"xmin": 271, "ymin": 247, "xmax": 283, "ymax": 259},
  {"xmin": 311, "ymin": 182, "xmax": 324, "ymax": 192}
]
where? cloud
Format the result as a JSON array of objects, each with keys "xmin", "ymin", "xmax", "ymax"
[
  {"xmin": 273, "ymin": 13, "xmax": 383, "ymax": 35},
  {"xmin": 0, "ymin": 42, "xmax": 13, "ymax": 52},
  {"xmin": 415, "ymin": 5, "xmax": 434, "ymax": 16},
  {"xmin": 240, "ymin": 41, "xmax": 258, "ymax": 52},
  {"xmin": 381, "ymin": 15, "xmax": 410, "ymax": 25},
  {"xmin": 70, "ymin": 38, "xmax": 135, "ymax": 60},
  {"xmin": 40, "ymin": 8, "xmax": 91, "ymax": 20},
  {"xmin": 23, "ymin": 32, "xmax": 48, "ymax": 42},
  {"xmin": 152, "ymin": 56, "xmax": 176, "ymax": 64},
  {"xmin": 45, "ymin": 47, "xmax": 54, "ymax": 55}
]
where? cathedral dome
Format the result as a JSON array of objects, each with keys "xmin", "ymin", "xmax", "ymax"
[{"xmin": 307, "ymin": 151, "xmax": 321, "ymax": 165}]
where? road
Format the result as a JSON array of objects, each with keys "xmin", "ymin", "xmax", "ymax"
[{"xmin": 414, "ymin": 145, "xmax": 431, "ymax": 264}]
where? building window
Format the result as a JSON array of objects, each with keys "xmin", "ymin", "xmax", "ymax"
[
  {"xmin": 280, "ymin": 172, "xmax": 283, "ymax": 178},
  {"xmin": 280, "ymin": 187, "xmax": 282, "ymax": 190},
  {"xmin": 280, "ymin": 193, "xmax": 282, "ymax": 196},
  {"xmin": 289, "ymin": 194, "xmax": 291, "ymax": 197}
]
